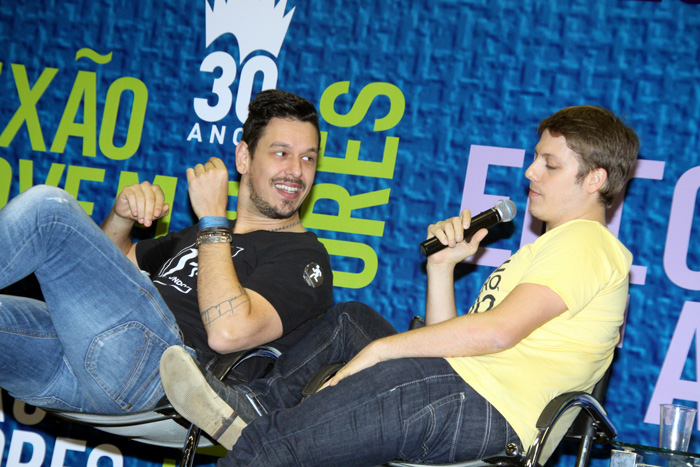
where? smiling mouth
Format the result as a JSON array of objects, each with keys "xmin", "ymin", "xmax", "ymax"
[{"xmin": 275, "ymin": 183, "xmax": 300, "ymax": 194}]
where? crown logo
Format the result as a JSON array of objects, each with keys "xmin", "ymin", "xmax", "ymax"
[{"xmin": 205, "ymin": 0, "xmax": 295, "ymax": 62}]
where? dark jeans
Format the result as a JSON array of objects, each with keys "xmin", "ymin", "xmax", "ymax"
[{"xmin": 221, "ymin": 302, "xmax": 518, "ymax": 467}]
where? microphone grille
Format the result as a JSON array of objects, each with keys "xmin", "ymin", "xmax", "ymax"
[{"xmin": 495, "ymin": 199, "xmax": 517, "ymax": 222}]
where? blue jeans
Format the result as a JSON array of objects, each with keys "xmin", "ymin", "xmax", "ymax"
[
  {"xmin": 223, "ymin": 302, "xmax": 519, "ymax": 466},
  {"xmin": 0, "ymin": 186, "xmax": 185, "ymax": 413}
]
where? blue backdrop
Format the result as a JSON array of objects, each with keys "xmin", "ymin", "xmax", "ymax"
[{"xmin": 1, "ymin": 0, "xmax": 699, "ymax": 465}]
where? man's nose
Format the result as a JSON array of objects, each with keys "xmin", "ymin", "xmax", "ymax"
[
  {"xmin": 286, "ymin": 156, "xmax": 303, "ymax": 177},
  {"xmin": 525, "ymin": 161, "xmax": 537, "ymax": 182}
]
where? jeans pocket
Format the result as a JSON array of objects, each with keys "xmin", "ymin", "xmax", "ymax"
[
  {"xmin": 399, "ymin": 392, "xmax": 466, "ymax": 463},
  {"xmin": 86, "ymin": 321, "xmax": 169, "ymax": 412}
]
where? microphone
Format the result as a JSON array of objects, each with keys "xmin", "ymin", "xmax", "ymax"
[{"xmin": 420, "ymin": 199, "xmax": 517, "ymax": 257}]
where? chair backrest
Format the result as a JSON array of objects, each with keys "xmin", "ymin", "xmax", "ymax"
[
  {"xmin": 566, "ymin": 362, "xmax": 613, "ymax": 441},
  {"xmin": 540, "ymin": 362, "xmax": 615, "ymax": 467}
]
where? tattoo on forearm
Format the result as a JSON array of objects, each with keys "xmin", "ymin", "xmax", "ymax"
[{"xmin": 201, "ymin": 287, "xmax": 249, "ymax": 326}]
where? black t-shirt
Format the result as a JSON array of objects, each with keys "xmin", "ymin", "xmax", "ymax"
[{"xmin": 135, "ymin": 222, "xmax": 333, "ymax": 361}]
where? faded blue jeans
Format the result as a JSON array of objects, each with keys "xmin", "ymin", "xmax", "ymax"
[
  {"xmin": 223, "ymin": 302, "xmax": 520, "ymax": 467},
  {"xmin": 0, "ymin": 185, "xmax": 185, "ymax": 413}
]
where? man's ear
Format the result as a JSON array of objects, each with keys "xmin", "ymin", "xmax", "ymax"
[
  {"xmin": 587, "ymin": 168, "xmax": 608, "ymax": 194},
  {"xmin": 235, "ymin": 142, "xmax": 250, "ymax": 175}
]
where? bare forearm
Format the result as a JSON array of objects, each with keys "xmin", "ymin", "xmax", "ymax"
[
  {"xmin": 101, "ymin": 210, "xmax": 136, "ymax": 257},
  {"xmin": 328, "ymin": 312, "xmax": 513, "ymax": 387},
  {"xmin": 423, "ymin": 209, "xmax": 489, "ymax": 324},
  {"xmin": 425, "ymin": 263, "xmax": 459, "ymax": 325},
  {"xmin": 199, "ymin": 284, "xmax": 249, "ymax": 328},
  {"xmin": 387, "ymin": 283, "xmax": 570, "ymax": 361},
  {"xmin": 330, "ymin": 284, "xmax": 567, "ymax": 387},
  {"xmin": 376, "ymin": 313, "xmax": 514, "ymax": 361},
  {"xmin": 104, "ymin": 182, "xmax": 169, "ymax": 262},
  {"xmin": 197, "ymin": 243, "xmax": 282, "ymax": 352},
  {"xmin": 197, "ymin": 243, "xmax": 251, "ymax": 348}
]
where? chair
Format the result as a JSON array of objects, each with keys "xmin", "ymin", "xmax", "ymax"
[
  {"xmin": 47, "ymin": 345, "xmax": 281, "ymax": 467},
  {"xmin": 559, "ymin": 361, "xmax": 614, "ymax": 467}
]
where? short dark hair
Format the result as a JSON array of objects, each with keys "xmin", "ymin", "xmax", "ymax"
[
  {"xmin": 242, "ymin": 89, "xmax": 320, "ymax": 156},
  {"xmin": 538, "ymin": 105, "xmax": 639, "ymax": 207}
]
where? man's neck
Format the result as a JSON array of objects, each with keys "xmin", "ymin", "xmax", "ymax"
[
  {"xmin": 232, "ymin": 210, "xmax": 304, "ymax": 234},
  {"xmin": 545, "ymin": 205, "xmax": 607, "ymax": 232}
]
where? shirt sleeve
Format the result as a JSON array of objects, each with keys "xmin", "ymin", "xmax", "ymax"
[
  {"xmin": 519, "ymin": 223, "xmax": 629, "ymax": 318},
  {"xmin": 242, "ymin": 236, "xmax": 334, "ymax": 336}
]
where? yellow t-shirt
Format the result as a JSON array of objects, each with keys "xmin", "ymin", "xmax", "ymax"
[{"xmin": 446, "ymin": 219, "xmax": 632, "ymax": 453}]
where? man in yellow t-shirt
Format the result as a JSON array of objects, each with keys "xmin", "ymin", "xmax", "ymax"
[{"xmin": 159, "ymin": 105, "xmax": 639, "ymax": 467}]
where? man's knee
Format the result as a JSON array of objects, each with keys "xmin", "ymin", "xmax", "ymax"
[
  {"xmin": 326, "ymin": 301, "xmax": 383, "ymax": 325},
  {"xmin": 28, "ymin": 185, "xmax": 74, "ymax": 204},
  {"xmin": 328, "ymin": 301, "xmax": 376, "ymax": 317},
  {"xmin": 13, "ymin": 185, "xmax": 75, "ymax": 212},
  {"xmin": 325, "ymin": 301, "xmax": 397, "ymax": 338}
]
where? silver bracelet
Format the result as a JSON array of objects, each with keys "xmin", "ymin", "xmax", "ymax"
[{"xmin": 196, "ymin": 232, "xmax": 232, "ymax": 246}]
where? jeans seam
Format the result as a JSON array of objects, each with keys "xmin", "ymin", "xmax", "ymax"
[
  {"xmin": 66, "ymin": 221, "xmax": 180, "ymax": 338},
  {"xmin": 137, "ymin": 285, "xmax": 181, "ymax": 346},
  {"xmin": 0, "ymin": 327, "xmax": 57, "ymax": 338},
  {"xmin": 62, "ymin": 354, "xmax": 101, "ymax": 411},
  {"xmin": 0, "ymin": 223, "xmax": 44, "ymax": 286},
  {"xmin": 477, "ymin": 399, "xmax": 493, "ymax": 458},
  {"xmin": 20, "ymin": 395, "xmax": 83, "ymax": 412},
  {"xmin": 390, "ymin": 373, "xmax": 458, "ymax": 393},
  {"xmin": 253, "ymin": 385, "xmax": 389, "ymax": 454},
  {"xmin": 449, "ymin": 392, "xmax": 466, "ymax": 461},
  {"xmin": 398, "ymin": 386, "xmax": 465, "ymax": 461}
]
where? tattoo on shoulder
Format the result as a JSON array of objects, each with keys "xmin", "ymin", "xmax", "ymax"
[{"xmin": 201, "ymin": 287, "xmax": 249, "ymax": 326}]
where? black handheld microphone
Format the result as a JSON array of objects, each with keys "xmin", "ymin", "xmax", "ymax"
[{"xmin": 420, "ymin": 199, "xmax": 517, "ymax": 257}]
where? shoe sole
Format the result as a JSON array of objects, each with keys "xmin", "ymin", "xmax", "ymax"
[{"xmin": 159, "ymin": 346, "xmax": 247, "ymax": 450}]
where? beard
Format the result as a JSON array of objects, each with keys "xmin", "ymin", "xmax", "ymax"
[{"xmin": 247, "ymin": 176, "xmax": 303, "ymax": 220}]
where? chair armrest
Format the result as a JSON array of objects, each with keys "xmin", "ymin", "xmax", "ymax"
[
  {"xmin": 524, "ymin": 392, "xmax": 617, "ymax": 467},
  {"xmin": 302, "ymin": 363, "xmax": 345, "ymax": 398},
  {"xmin": 409, "ymin": 316, "xmax": 425, "ymax": 330},
  {"xmin": 208, "ymin": 345, "xmax": 282, "ymax": 380}
]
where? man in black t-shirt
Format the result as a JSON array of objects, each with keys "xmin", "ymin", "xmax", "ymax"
[
  {"xmin": 137, "ymin": 222, "xmax": 332, "ymax": 362},
  {"xmin": 0, "ymin": 89, "xmax": 332, "ymax": 414}
]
